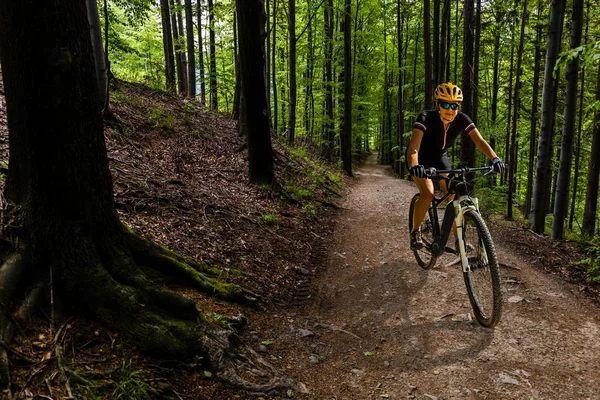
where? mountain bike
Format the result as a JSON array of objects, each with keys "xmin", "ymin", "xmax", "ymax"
[{"xmin": 408, "ymin": 166, "xmax": 502, "ymax": 328}]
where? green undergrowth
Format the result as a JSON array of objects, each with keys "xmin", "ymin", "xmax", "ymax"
[
  {"xmin": 573, "ymin": 241, "xmax": 600, "ymax": 281},
  {"xmin": 276, "ymin": 145, "xmax": 344, "ymax": 216}
]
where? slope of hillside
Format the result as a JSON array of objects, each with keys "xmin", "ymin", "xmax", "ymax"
[{"xmin": 0, "ymin": 75, "xmax": 343, "ymax": 398}]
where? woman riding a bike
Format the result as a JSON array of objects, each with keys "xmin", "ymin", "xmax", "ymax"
[{"xmin": 407, "ymin": 82, "xmax": 506, "ymax": 250}]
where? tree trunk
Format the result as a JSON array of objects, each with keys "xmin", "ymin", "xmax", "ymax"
[
  {"xmin": 569, "ymin": 0, "xmax": 589, "ymax": 230},
  {"xmin": 341, "ymin": 0, "xmax": 353, "ymax": 175},
  {"xmin": 490, "ymin": 31, "xmax": 500, "ymax": 158},
  {"xmin": 503, "ymin": 36, "xmax": 514, "ymax": 185},
  {"xmin": 508, "ymin": 0, "xmax": 528, "ymax": 219},
  {"xmin": 582, "ymin": 60, "xmax": 600, "ymax": 237},
  {"xmin": 233, "ymin": 12, "xmax": 241, "ymax": 120},
  {"xmin": 170, "ymin": 0, "xmax": 186, "ymax": 95},
  {"xmin": 272, "ymin": 0, "xmax": 278, "ymax": 132},
  {"xmin": 440, "ymin": 0, "xmax": 449, "ymax": 83},
  {"xmin": 460, "ymin": 0, "xmax": 475, "ymax": 167},
  {"xmin": 397, "ymin": 0, "xmax": 405, "ymax": 176},
  {"xmin": 433, "ymin": 0, "xmax": 440, "ymax": 85},
  {"xmin": 197, "ymin": 0, "xmax": 207, "ymax": 105},
  {"xmin": 552, "ymin": 0, "xmax": 584, "ymax": 240},
  {"xmin": 0, "ymin": 0, "xmax": 202, "ymax": 361},
  {"xmin": 237, "ymin": 0, "xmax": 275, "ymax": 184},
  {"xmin": 208, "ymin": 0, "xmax": 218, "ymax": 109},
  {"xmin": 526, "ymin": 3, "xmax": 543, "ymax": 216},
  {"xmin": 530, "ymin": 0, "xmax": 565, "ymax": 233},
  {"xmin": 86, "ymin": 0, "xmax": 109, "ymax": 110},
  {"xmin": 176, "ymin": 0, "xmax": 189, "ymax": 95},
  {"xmin": 472, "ymin": 0, "xmax": 481, "ymax": 124},
  {"xmin": 287, "ymin": 0, "xmax": 297, "ymax": 145},
  {"xmin": 424, "ymin": 0, "xmax": 433, "ymax": 109},
  {"xmin": 161, "ymin": 0, "xmax": 177, "ymax": 93},
  {"xmin": 321, "ymin": 0, "xmax": 335, "ymax": 161},
  {"xmin": 185, "ymin": 0, "xmax": 197, "ymax": 98},
  {"xmin": 0, "ymin": 3, "xmax": 303, "ymax": 392},
  {"xmin": 265, "ymin": 0, "xmax": 271, "ymax": 122}
]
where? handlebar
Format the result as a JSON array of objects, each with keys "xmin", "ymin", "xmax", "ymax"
[{"xmin": 424, "ymin": 165, "xmax": 496, "ymax": 180}]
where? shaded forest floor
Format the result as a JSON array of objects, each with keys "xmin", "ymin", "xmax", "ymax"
[{"xmin": 0, "ymin": 75, "xmax": 599, "ymax": 399}]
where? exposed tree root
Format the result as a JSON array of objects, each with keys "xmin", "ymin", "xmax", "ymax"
[
  {"xmin": 202, "ymin": 323, "xmax": 309, "ymax": 395},
  {"xmin": 123, "ymin": 226, "xmax": 260, "ymax": 305},
  {"xmin": 0, "ymin": 224, "xmax": 304, "ymax": 396}
]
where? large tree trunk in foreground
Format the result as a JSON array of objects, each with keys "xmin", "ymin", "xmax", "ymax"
[{"xmin": 0, "ymin": 0, "xmax": 298, "ymax": 393}]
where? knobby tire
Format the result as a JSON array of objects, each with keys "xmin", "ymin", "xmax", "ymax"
[
  {"xmin": 461, "ymin": 210, "xmax": 502, "ymax": 328},
  {"xmin": 409, "ymin": 194, "xmax": 437, "ymax": 269}
]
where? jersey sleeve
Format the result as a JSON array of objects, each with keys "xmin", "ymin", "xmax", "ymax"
[
  {"xmin": 459, "ymin": 113, "xmax": 476, "ymax": 134},
  {"xmin": 413, "ymin": 111, "xmax": 428, "ymax": 132}
]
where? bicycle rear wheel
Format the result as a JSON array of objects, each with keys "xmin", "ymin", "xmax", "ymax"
[
  {"xmin": 408, "ymin": 194, "xmax": 437, "ymax": 269},
  {"xmin": 461, "ymin": 210, "xmax": 502, "ymax": 327}
]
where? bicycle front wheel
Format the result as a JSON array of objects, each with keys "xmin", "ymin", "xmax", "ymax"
[
  {"xmin": 408, "ymin": 194, "xmax": 437, "ymax": 269},
  {"xmin": 461, "ymin": 210, "xmax": 502, "ymax": 328}
]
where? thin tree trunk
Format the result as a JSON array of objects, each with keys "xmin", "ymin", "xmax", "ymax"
[
  {"xmin": 170, "ymin": 0, "xmax": 186, "ymax": 95},
  {"xmin": 552, "ymin": 0, "xmax": 584, "ymax": 240},
  {"xmin": 287, "ymin": 0, "xmax": 297, "ymax": 145},
  {"xmin": 424, "ymin": 0, "xmax": 433, "ymax": 109},
  {"xmin": 86, "ymin": 0, "xmax": 108, "ymax": 109},
  {"xmin": 321, "ymin": 0, "xmax": 335, "ymax": 161},
  {"xmin": 526, "ymin": 3, "xmax": 543, "ymax": 216},
  {"xmin": 472, "ymin": 0, "xmax": 481, "ymax": 124},
  {"xmin": 272, "ymin": 0, "xmax": 278, "ymax": 132},
  {"xmin": 161, "ymin": 0, "xmax": 177, "ymax": 93},
  {"xmin": 460, "ymin": 0, "xmax": 475, "ymax": 167},
  {"xmin": 582, "ymin": 60, "xmax": 600, "ymax": 237},
  {"xmin": 503, "ymin": 37, "xmax": 514, "ymax": 185},
  {"xmin": 508, "ymin": 0, "xmax": 528, "ymax": 219},
  {"xmin": 569, "ymin": 0, "xmax": 589, "ymax": 230},
  {"xmin": 530, "ymin": 0, "xmax": 565, "ymax": 233},
  {"xmin": 341, "ymin": 0, "xmax": 353, "ymax": 175},
  {"xmin": 397, "ymin": 0, "xmax": 404, "ymax": 176},
  {"xmin": 411, "ymin": 22, "xmax": 420, "ymax": 115},
  {"xmin": 440, "ymin": 0, "xmax": 449, "ymax": 83},
  {"xmin": 208, "ymin": 0, "xmax": 218, "ymax": 109},
  {"xmin": 197, "ymin": 0, "xmax": 207, "ymax": 105},
  {"xmin": 185, "ymin": 0, "xmax": 196, "ymax": 98},
  {"xmin": 233, "ymin": 13, "xmax": 241, "ymax": 120},
  {"xmin": 433, "ymin": 0, "xmax": 440, "ymax": 85},
  {"xmin": 176, "ymin": 0, "xmax": 189, "ymax": 95},
  {"xmin": 490, "ymin": 32, "xmax": 500, "ymax": 156}
]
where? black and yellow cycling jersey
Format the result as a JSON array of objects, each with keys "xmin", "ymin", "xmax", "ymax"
[{"xmin": 410, "ymin": 109, "xmax": 476, "ymax": 167}]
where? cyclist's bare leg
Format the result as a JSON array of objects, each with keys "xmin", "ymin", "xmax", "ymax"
[{"xmin": 412, "ymin": 177, "xmax": 435, "ymax": 231}]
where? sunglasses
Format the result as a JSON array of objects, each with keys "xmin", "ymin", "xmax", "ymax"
[{"xmin": 440, "ymin": 102, "xmax": 459, "ymax": 110}]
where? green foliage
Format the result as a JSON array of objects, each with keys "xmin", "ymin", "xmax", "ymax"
[
  {"xmin": 113, "ymin": 360, "xmax": 151, "ymax": 400},
  {"xmin": 260, "ymin": 213, "xmax": 280, "ymax": 225},
  {"xmin": 573, "ymin": 245, "xmax": 600, "ymax": 282},
  {"xmin": 183, "ymin": 101, "xmax": 196, "ymax": 125},
  {"xmin": 284, "ymin": 184, "xmax": 314, "ymax": 202},
  {"xmin": 474, "ymin": 185, "xmax": 509, "ymax": 215},
  {"xmin": 148, "ymin": 107, "xmax": 175, "ymax": 130},
  {"xmin": 302, "ymin": 203, "xmax": 319, "ymax": 218},
  {"xmin": 208, "ymin": 313, "xmax": 236, "ymax": 329}
]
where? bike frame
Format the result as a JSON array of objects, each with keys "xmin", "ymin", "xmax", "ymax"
[{"xmin": 425, "ymin": 167, "xmax": 492, "ymax": 272}]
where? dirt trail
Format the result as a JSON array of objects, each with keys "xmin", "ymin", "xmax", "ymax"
[{"xmin": 273, "ymin": 152, "xmax": 600, "ymax": 400}]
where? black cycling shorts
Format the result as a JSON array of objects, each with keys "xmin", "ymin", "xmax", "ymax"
[{"xmin": 406, "ymin": 152, "xmax": 451, "ymax": 171}]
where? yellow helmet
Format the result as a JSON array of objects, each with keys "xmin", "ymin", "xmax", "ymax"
[{"xmin": 434, "ymin": 82, "xmax": 463, "ymax": 103}]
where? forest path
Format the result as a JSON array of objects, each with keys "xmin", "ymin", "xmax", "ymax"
[{"xmin": 276, "ymin": 152, "xmax": 600, "ymax": 399}]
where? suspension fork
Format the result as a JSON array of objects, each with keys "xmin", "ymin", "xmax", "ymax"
[{"xmin": 454, "ymin": 196, "xmax": 484, "ymax": 272}]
